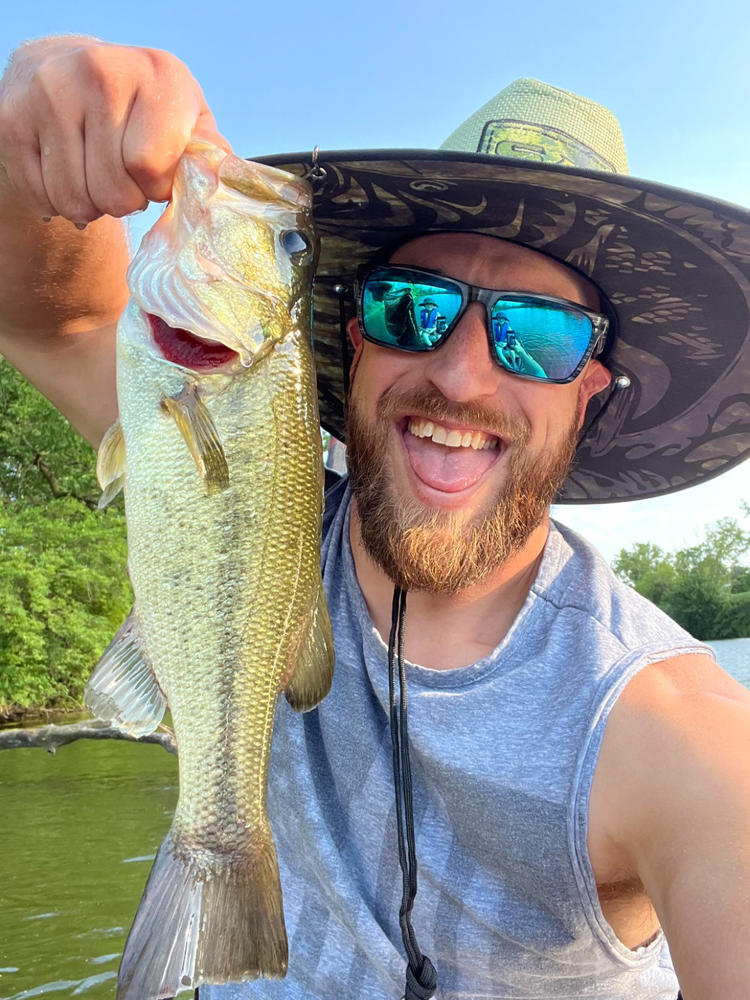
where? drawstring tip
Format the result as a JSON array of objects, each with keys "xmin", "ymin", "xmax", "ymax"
[{"xmin": 404, "ymin": 955, "xmax": 438, "ymax": 999}]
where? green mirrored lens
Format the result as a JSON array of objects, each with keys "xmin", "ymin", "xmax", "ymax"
[
  {"xmin": 363, "ymin": 273, "xmax": 462, "ymax": 349},
  {"xmin": 490, "ymin": 299, "xmax": 593, "ymax": 379}
]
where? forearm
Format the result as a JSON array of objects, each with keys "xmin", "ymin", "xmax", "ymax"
[
  {"xmin": 0, "ymin": 172, "xmax": 127, "ymax": 444},
  {"xmin": 0, "ymin": 34, "xmax": 226, "ymax": 447}
]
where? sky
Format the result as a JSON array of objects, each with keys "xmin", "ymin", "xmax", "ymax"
[{"xmin": 3, "ymin": 0, "xmax": 749, "ymax": 562}]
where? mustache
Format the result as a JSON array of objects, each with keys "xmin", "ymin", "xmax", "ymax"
[{"xmin": 376, "ymin": 385, "xmax": 531, "ymax": 444}]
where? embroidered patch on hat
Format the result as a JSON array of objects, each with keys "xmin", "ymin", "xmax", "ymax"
[{"xmin": 477, "ymin": 119, "xmax": 618, "ymax": 173}]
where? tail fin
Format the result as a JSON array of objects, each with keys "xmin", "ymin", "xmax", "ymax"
[{"xmin": 117, "ymin": 829, "xmax": 287, "ymax": 999}]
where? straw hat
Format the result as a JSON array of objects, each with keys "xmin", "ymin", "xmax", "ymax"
[{"xmin": 260, "ymin": 79, "xmax": 750, "ymax": 503}]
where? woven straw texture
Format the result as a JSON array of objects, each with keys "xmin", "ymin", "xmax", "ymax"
[{"xmin": 441, "ymin": 79, "xmax": 629, "ymax": 175}]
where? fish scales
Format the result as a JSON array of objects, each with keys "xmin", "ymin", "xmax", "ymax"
[
  {"xmin": 87, "ymin": 142, "xmax": 334, "ymax": 999},
  {"xmin": 121, "ymin": 322, "xmax": 321, "ymax": 845}
]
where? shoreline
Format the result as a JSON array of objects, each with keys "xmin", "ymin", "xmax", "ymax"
[{"xmin": 0, "ymin": 705, "xmax": 89, "ymax": 728}]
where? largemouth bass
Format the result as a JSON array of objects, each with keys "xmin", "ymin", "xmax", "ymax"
[{"xmin": 86, "ymin": 140, "xmax": 334, "ymax": 999}]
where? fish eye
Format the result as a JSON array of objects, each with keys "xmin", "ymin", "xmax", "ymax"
[{"xmin": 280, "ymin": 229, "xmax": 311, "ymax": 258}]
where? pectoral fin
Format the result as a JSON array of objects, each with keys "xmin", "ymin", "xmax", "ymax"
[
  {"xmin": 85, "ymin": 607, "xmax": 167, "ymax": 737},
  {"xmin": 283, "ymin": 583, "xmax": 335, "ymax": 712},
  {"xmin": 96, "ymin": 419, "xmax": 126, "ymax": 509},
  {"xmin": 161, "ymin": 385, "xmax": 230, "ymax": 494}
]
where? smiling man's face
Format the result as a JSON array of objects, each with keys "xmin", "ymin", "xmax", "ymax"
[{"xmin": 345, "ymin": 233, "xmax": 611, "ymax": 593}]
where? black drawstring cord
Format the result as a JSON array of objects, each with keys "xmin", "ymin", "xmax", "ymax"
[
  {"xmin": 388, "ymin": 587, "xmax": 437, "ymax": 1000},
  {"xmin": 334, "ymin": 283, "xmax": 351, "ymax": 400}
]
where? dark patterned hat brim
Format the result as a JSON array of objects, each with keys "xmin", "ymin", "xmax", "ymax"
[{"xmin": 258, "ymin": 150, "xmax": 750, "ymax": 504}]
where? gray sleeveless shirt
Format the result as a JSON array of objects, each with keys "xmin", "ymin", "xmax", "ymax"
[{"xmin": 204, "ymin": 480, "xmax": 710, "ymax": 1000}]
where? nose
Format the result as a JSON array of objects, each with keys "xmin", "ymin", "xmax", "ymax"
[{"xmin": 423, "ymin": 302, "xmax": 503, "ymax": 402}]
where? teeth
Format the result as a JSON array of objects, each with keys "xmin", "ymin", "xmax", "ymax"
[{"xmin": 408, "ymin": 418, "xmax": 498, "ymax": 451}]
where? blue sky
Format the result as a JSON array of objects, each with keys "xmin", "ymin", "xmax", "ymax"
[{"xmin": 3, "ymin": 0, "xmax": 749, "ymax": 561}]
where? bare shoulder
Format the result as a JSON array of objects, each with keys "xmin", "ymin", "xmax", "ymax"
[
  {"xmin": 617, "ymin": 650, "xmax": 750, "ymax": 708},
  {"xmin": 589, "ymin": 651, "xmax": 750, "ymax": 878},
  {"xmin": 591, "ymin": 651, "xmax": 750, "ymax": 846}
]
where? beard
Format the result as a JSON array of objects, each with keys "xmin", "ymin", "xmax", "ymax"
[{"xmin": 345, "ymin": 384, "xmax": 580, "ymax": 594}]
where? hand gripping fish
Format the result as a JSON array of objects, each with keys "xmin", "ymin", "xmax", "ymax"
[{"xmin": 87, "ymin": 140, "xmax": 335, "ymax": 998}]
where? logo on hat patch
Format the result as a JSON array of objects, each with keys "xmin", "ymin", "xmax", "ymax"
[{"xmin": 479, "ymin": 119, "xmax": 617, "ymax": 173}]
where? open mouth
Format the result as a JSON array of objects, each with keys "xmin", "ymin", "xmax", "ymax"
[
  {"xmin": 401, "ymin": 416, "xmax": 503, "ymax": 495},
  {"xmin": 148, "ymin": 314, "xmax": 239, "ymax": 371},
  {"xmin": 407, "ymin": 416, "xmax": 499, "ymax": 451}
]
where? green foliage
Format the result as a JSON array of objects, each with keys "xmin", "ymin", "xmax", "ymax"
[
  {"xmin": 713, "ymin": 592, "xmax": 750, "ymax": 639},
  {"xmin": 1, "ymin": 360, "xmax": 131, "ymax": 717},
  {"xmin": 613, "ymin": 512, "xmax": 750, "ymax": 640},
  {"xmin": 0, "ymin": 498, "xmax": 132, "ymax": 715},
  {"xmin": 0, "ymin": 359, "xmax": 102, "ymax": 508}
]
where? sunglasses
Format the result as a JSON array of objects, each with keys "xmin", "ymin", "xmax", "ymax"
[{"xmin": 355, "ymin": 265, "xmax": 609, "ymax": 384}]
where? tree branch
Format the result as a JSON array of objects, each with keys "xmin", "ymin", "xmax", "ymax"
[
  {"xmin": 0, "ymin": 719, "xmax": 177, "ymax": 755},
  {"xmin": 17, "ymin": 434, "xmax": 99, "ymax": 509}
]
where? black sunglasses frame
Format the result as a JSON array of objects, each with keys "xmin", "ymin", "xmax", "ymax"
[{"xmin": 355, "ymin": 264, "xmax": 610, "ymax": 385}]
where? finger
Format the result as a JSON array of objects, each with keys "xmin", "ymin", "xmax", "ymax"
[
  {"xmin": 0, "ymin": 91, "xmax": 56, "ymax": 217},
  {"xmin": 21, "ymin": 58, "xmax": 100, "ymax": 223},
  {"xmin": 121, "ymin": 85, "xmax": 204, "ymax": 203},
  {"xmin": 1, "ymin": 146, "xmax": 57, "ymax": 219},
  {"xmin": 83, "ymin": 108, "xmax": 149, "ymax": 218},
  {"xmin": 38, "ymin": 122, "xmax": 99, "ymax": 224}
]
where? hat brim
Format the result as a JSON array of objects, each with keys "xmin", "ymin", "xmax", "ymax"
[{"xmin": 258, "ymin": 149, "xmax": 750, "ymax": 503}]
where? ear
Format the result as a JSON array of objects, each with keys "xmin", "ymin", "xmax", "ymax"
[
  {"xmin": 347, "ymin": 316, "xmax": 363, "ymax": 349},
  {"xmin": 577, "ymin": 360, "xmax": 611, "ymax": 429},
  {"xmin": 346, "ymin": 317, "xmax": 365, "ymax": 381}
]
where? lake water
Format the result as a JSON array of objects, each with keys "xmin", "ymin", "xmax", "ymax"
[
  {"xmin": 1, "ymin": 639, "xmax": 748, "ymax": 1000},
  {"xmin": 705, "ymin": 637, "xmax": 750, "ymax": 687},
  {"xmin": 0, "ymin": 735, "xmax": 177, "ymax": 1000}
]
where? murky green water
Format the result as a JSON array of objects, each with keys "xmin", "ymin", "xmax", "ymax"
[
  {"xmin": 0, "ymin": 730, "xmax": 177, "ymax": 1000},
  {"xmin": 1, "ymin": 640, "xmax": 747, "ymax": 999}
]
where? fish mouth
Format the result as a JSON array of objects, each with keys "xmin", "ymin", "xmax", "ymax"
[{"xmin": 148, "ymin": 314, "xmax": 239, "ymax": 371}]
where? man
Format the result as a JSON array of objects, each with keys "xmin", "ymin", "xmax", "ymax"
[{"xmin": 1, "ymin": 36, "xmax": 750, "ymax": 1000}]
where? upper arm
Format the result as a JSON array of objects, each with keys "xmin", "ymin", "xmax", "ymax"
[{"xmin": 595, "ymin": 654, "xmax": 750, "ymax": 998}]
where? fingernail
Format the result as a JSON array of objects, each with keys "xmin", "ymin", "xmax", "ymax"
[
  {"xmin": 74, "ymin": 222, "xmax": 88, "ymax": 231},
  {"xmin": 41, "ymin": 217, "xmax": 52, "ymax": 223}
]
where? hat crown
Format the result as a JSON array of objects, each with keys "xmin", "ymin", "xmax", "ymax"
[{"xmin": 440, "ymin": 78, "xmax": 629, "ymax": 176}]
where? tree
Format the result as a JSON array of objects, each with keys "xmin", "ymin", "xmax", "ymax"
[
  {"xmin": 613, "ymin": 511, "xmax": 750, "ymax": 640},
  {"xmin": 613, "ymin": 542, "xmax": 677, "ymax": 607},
  {"xmin": 1, "ymin": 359, "xmax": 132, "ymax": 718},
  {"xmin": 0, "ymin": 497, "xmax": 132, "ymax": 715},
  {"xmin": 0, "ymin": 358, "xmax": 102, "ymax": 508}
]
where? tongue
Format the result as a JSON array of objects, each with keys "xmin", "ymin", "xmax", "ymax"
[{"xmin": 403, "ymin": 431, "xmax": 499, "ymax": 493}]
